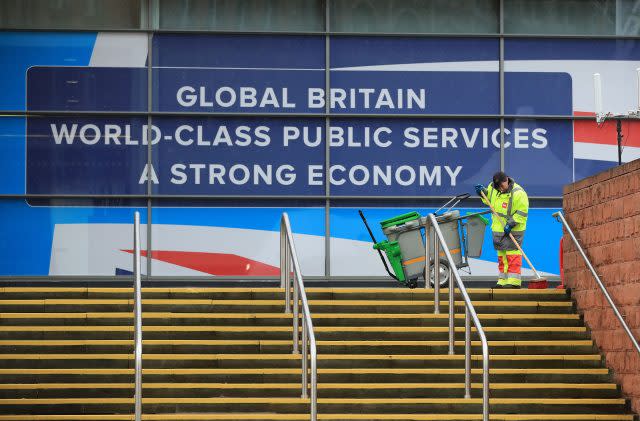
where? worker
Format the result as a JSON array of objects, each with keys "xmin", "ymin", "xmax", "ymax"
[{"xmin": 474, "ymin": 171, "xmax": 529, "ymax": 289}]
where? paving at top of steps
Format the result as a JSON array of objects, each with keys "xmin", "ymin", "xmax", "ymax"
[{"xmin": 0, "ymin": 285, "xmax": 633, "ymax": 421}]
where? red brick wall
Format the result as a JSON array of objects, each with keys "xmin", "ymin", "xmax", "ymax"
[{"xmin": 563, "ymin": 158, "xmax": 640, "ymax": 413}]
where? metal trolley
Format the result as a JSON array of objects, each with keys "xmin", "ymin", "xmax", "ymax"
[{"xmin": 360, "ymin": 194, "xmax": 490, "ymax": 289}]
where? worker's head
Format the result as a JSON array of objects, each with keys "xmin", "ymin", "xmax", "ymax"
[{"xmin": 492, "ymin": 171, "xmax": 510, "ymax": 193}]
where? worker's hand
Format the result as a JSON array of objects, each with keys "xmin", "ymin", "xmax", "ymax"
[
  {"xmin": 504, "ymin": 223, "xmax": 514, "ymax": 235},
  {"xmin": 474, "ymin": 184, "xmax": 487, "ymax": 197}
]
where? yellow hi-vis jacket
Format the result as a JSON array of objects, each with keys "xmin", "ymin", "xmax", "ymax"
[{"xmin": 481, "ymin": 178, "xmax": 529, "ymax": 251}]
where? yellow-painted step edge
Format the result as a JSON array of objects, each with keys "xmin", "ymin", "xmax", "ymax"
[
  {"xmin": 0, "ymin": 353, "xmax": 601, "ymax": 361},
  {"xmin": 0, "ymin": 382, "xmax": 617, "ymax": 390},
  {"xmin": 0, "ymin": 397, "xmax": 625, "ymax": 405},
  {"xmin": 0, "ymin": 414, "xmax": 632, "ymax": 421},
  {"xmin": 0, "ymin": 368, "xmax": 610, "ymax": 375},
  {"xmin": 0, "ymin": 312, "xmax": 580, "ymax": 319},
  {"xmin": 0, "ymin": 339, "xmax": 596, "ymax": 346},
  {"xmin": 0, "ymin": 326, "xmax": 586, "ymax": 332},
  {"xmin": 0, "ymin": 287, "xmax": 567, "ymax": 294},
  {"xmin": 0, "ymin": 300, "xmax": 573, "ymax": 306}
]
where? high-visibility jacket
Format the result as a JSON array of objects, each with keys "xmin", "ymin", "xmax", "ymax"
[{"xmin": 481, "ymin": 178, "xmax": 529, "ymax": 251}]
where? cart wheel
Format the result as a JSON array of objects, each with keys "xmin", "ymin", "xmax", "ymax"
[
  {"xmin": 425, "ymin": 258, "xmax": 451, "ymax": 288},
  {"xmin": 406, "ymin": 278, "xmax": 418, "ymax": 289}
]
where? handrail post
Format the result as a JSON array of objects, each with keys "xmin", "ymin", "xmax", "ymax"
[
  {"xmin": 434, "ymin": 235, "xmax": 440, "ymax": 313},
  {"xmin": 553, "ymin": 211, "xmax": 640, "ymax": 355},
  {"xmin": 293, "ymin": 270, "xmax": 300, "ymax": 354},
  {"xmin": 302, "ymin": 320, "xmax": 308, "ymax": 398},
  {"xmin": 464, "ymin": 305, "xmax": 471, "ymax": 398},
  {"xmin": 482, "ymin": 335, "xmax": 490, "ymax": 421},
  {"xmin": 281, "ymin": 213, "xmax": 318, "ymax": 421},
  {"xmin": 424, "ymin": 221, "xmax": 430, "ymax": 291},
  {"xmin": 448, "ymin": 276, "xmax": 455, "ymax": 355},
  {"xmin": 428, "ymin": 213, "xmax": 489, "ymax": 421},
  {"xmin": 310, "ymin": 340, "xmax": 317, "ymax": 420},
  {"xmin": 280, "ymin": 220, "xmax": 286, "ymax": 291},
  {"xmin": 280, "ymin": 226, "xmax": 291, "ymax": 314},
  {"xmin": 133, "ymin": 212, "xmax": 142, "ymax": 421}
]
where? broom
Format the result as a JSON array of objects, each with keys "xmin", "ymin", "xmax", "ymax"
[{"xmin": 480, "ymin": 191, "xmax": 548, "ymax": 289}]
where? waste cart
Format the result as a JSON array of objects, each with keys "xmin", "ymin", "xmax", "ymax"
[{"xmin": 359, "ymin": 195, "xmax": 489, "ymax": 289}]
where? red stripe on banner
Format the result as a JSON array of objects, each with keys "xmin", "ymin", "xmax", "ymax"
[
  {"xmin": 573, "ymin": 111, "xmax": 640, "ymax": 147},
  {"xmin": 122, "ymin": 250, "xmax": 280, "ymax": 276}
]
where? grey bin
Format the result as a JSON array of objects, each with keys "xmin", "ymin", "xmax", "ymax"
[
  {"xmin": 382, "ymin": 210, "xmax": 463, "ymax": 281},
  {"xmin": 427, "ymin": 211, "xmax": 463, "ymax": 268},
  {"xmin": 382, "ymin": 217, "xmax": 426, "ymax": 281},
  {"xmin": 465, "ymin": 214, "xmax": 488, "ymax": 258}
]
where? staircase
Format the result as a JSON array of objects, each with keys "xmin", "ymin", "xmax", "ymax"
[{"xmin": 0, "ymin": 286, "xmax": 634, "ymax": 420}]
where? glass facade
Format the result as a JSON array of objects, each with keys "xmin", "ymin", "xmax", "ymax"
[
  {"xmin": 330, "ymin": 0, "xmax": 499, "ymax": 34},
  {"xmin": 159, "ymin": 0, "xmax": 325, "ymax": 31},
  {"xmin": 504, "ymin": 0, "xmax": 640, "ymax": 36},
  {"xmin": 0, "ymin": 0, "xmax": 142, "ymax": 29},
  {"xmin": 1, "ymin": 0, "xmax": 638, "ymax": 278}
]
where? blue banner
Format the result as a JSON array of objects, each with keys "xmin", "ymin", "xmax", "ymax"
[{"xmin": 26, "ymin": 116, "xmax": 572, "ymax": 196}]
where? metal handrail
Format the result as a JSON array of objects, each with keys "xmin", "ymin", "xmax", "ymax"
[
  {"xmin": 427, "ymin": 213, "xmax": 489, "ymax": 421},
  {"xmin": 553, "ymin": 211, "xmax": 640, "ymax": 355},
  {"xmin": 133, "ymin": 212, "xmax": 143, "ymax": 421},
  {"xmin": 280, "ymin": 213, "xmax": 318, "ymax": 420}
]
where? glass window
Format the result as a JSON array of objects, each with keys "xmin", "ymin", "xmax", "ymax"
[
  {"xmin": 0, "ymin": 199, "xmax": 147, "ymax": 276},
  {"xmin": 152, "ymin": 33, "xmax": 325, "ymax": 114},
  {"xmin": 330, "ymin": 0, "xmax": 499, "ymax": 34},
  {"xmin": 0, "ymin": 32, "xmax": 148, "ymax": 112},
  {"xmin": 504, "ymin": 0, "xmax": 640, "ymax": 36},
  {"xmin": 328, "ymin": 118, "xmax": 501, "ymax": 197},
  {"xmin": 158, "ymin": 0, "xmax": 324, "ymax": 31},
  {"xmin": 330, "ymin": 37, "xmax": 499, "ymax": 115},
  {"xmin": 0, "ymin": 117, "xmax": 25, "ymax": 195},
  {"xmin": 150, "ymin": 116, "xmax": 326, "ymax": 197},
  {"xmin": 505, "ymin": 38, "xmax": 640, "ymax": 117},
  {"xmin": 571, "ymin": 117, "xmax": 640, "ymax": 182},
  {"xmin": 503, "ymin": 119, "xmax": 573, "ymax": 197},
  {"xmin": 26, "ymin": 115, "xmax": 149, "ymax": 196},
  {"xmin": 151, "ymin": 203, "xmax": 326, "ymax": 277},
  {"xmin": 0, "ymin": 0, "xmax": 142, "ymax": 29}
]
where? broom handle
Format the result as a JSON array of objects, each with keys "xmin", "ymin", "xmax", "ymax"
[{"xmin": 480, "ymin": 191, "xmax": 542, "ymax": 279}]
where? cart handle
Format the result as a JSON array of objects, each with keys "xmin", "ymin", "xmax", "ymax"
[
  {"xmin": 358, "ymin": 210, "xmax": 399, "ymax": 281},
  {"xmin": 434, "ymin": 193, "xmax": 471, "ymax": 215}
]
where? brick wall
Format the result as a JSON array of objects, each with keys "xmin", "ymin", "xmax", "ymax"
[{"xmin": 563, "ymin": 158, "xmax": 640, "ymax": 413}]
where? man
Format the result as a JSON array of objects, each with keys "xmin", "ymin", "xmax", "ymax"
[{"xmin": 474, "ymin": 172, "xmax": 529, "ymax": 289}]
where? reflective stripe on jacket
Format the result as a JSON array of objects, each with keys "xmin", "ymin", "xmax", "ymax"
[{"xmin": 481, "ymin": 178, "xmax": 529, "ymax": 251}]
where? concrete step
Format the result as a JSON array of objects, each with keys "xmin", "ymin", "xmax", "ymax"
[
  {"xmin": 0, "ymin": 382, "xmax": 621, "ymax": 399},
  {"xmin": 0, "ymin": 339, "xmax": 598, "ymax": 354},
  {"xmin": 0, "ymin": 299, "xmax": 576, "ymax": 314},
  {"xmin": 0, "ymin": 325, "xmax": 590, "ymax": 341},
  {"xmin": 0, "ymin": 312, "xmax": 584, "ymax": 328},
  {"xmin": 0, "ymin": 396, "xmax": 627, "ymax": 415},
  {"xmin": 0, "ymin": 353, "xmax": 604, "ymax": 369},
  {"xmin": 0, "ymin": 367, "xmax": 613, "ymax": 384}
]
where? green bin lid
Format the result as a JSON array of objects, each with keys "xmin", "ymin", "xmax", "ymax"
[{"xmin": 380, "ymin": 211, "xmax": 421, "ymax": 229}]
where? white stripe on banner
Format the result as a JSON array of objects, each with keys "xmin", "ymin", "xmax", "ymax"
[
  {"xmin": 574, "ymin": 142, "xmax": 640, "ymax": 162},
  {"xmin": 334, "ymin": 61, "xmax": 499, "ymax": 72},
  {"xmin": 89, "ymin": 33, "xmax": 148, "ymax": 67}
]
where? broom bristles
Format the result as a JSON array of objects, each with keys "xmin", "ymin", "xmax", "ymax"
[{"xmin": 528, "ymin": 278, "xmax": 549, "ymax": 289}]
